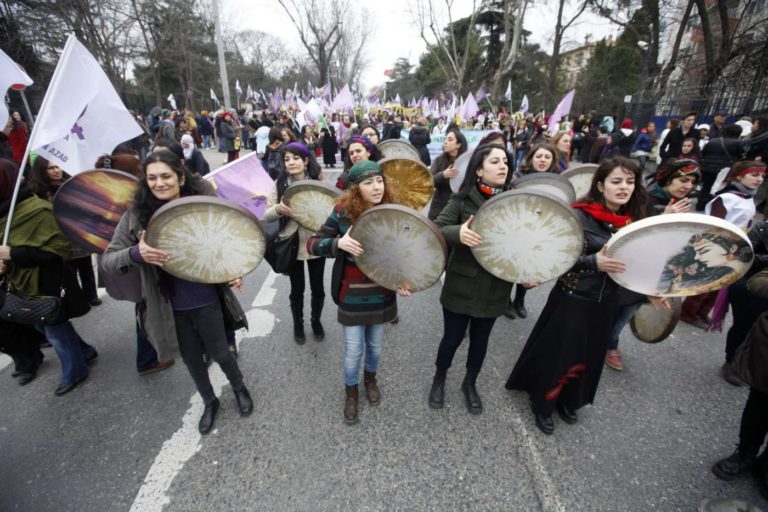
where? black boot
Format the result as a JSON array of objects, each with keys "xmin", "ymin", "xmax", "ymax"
[
  {"xmin": 429, "ymin": 369, "xmax": 447, "ymax": 409},
  {"xmin": 310, "ymin": 294, "xmax": 325, "ymax": 340},
  {"xmin": 461, "ymin": 372, "xmax": 482, "ymax": 415},
  {"xmin": 234, "ymin": 386, "xmax": 253, "ymax": 417},
  {"xmin": 199, "ymin": 398, "xmax": 220, "ymax": 434},
  {"xmin": 290, "ymin": 298, "xmax": 305, "ymax": 344},
  {"xmin": 712, "ymin": 449, "xmax": 757, "ymax": 480}
]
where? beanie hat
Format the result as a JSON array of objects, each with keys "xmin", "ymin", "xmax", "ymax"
[
  {"xmin": 348, "ymin": 160, "xmax": 383, "ymax": 185},
  {"xmin": 620, "ymin": 118, "xmax": 632, "ymax": 130}
]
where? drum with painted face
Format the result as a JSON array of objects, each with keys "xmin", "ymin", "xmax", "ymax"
[
  {"xmin": 605, "ymin": 213, "xmax": 754, "ymax": 297},
  {"xmin": 145, "ymin": 196, "xmax": 266, "ymax": 283},
  {"xmin": 469, "ymin": 189, "xmax": 585, "ymax": 283}
]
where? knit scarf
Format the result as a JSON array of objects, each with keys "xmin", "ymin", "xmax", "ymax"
[{"xmin": 572, "ymin": 201, "xmax": 632, "ymax": 228}]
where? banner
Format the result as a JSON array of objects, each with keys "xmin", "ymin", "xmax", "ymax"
[
  {"xmin": 0, "ymin": 49, "xmax": 33, "ymax": 127},
  {"xmin": 28, "ymin": 35, "xmax": 142, "ymax": 175},
  {"xmin": 205, "ymin": 152, "xmax": 274, "ymax": 219},
  {"xmin": 401, "ymin": 129, "xmax": 496, "ymax": 159}
]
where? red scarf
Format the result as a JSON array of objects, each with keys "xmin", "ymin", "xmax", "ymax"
[{"xmin": 572, "ymin": 202, "xmax": 632, "ymax": 228}]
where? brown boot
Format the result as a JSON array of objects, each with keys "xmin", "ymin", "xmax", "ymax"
[
  {"xmin": 363, "ymin": 371, "xmax": 381, "ymax": 405},
  {"xmin": 344, "ymin": 385, "xmax": 359, "ymax": 425}
]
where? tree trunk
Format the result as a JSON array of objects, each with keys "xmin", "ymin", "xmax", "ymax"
[
  {"xmin": 655, "ymin": 0, "xmax": 694, "ymax": 96},
  {"xmin": 547, "ymin": 0, "xmax": 567, "ymax": 104}
]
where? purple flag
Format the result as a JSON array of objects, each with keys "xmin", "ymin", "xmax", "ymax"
[
  {"xmin": 461, "ymin": 92, "xmax": 480, "ymax": 120},
  {"xmin": 475, "ymin": 86, "xmax": 487, "ymax": 103},
  {"xmin": 330, "ymin": 84, "xmax": 354, "ymax": 112},
  {"xmin": 547, "ymin": 89, "xmax": 575, "ymax": 136},
  {"xmin": 205, "ymin": 152, "xmax": 274, "ymax": 220}
]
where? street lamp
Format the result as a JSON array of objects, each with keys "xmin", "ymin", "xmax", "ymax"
[{"xmin": 632, "ymin": 40, "xmax": 651, "ymax": 125}]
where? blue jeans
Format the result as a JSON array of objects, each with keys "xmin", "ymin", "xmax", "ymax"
[
  {"xmin": 343, "ymin": 324, "xmax": 385, "ymax": 386},
  {"xmin": 608, "ymin": 303, "xmax": 642, "ymax": 350},
  {"xmin": 37, "ymin": 321, "xmax": 95, "ymax": 385},
  {"xmin": 202, "ymin": 134, "xmax": 211, "ymax": 149},
  {"xmin": 514, "ymin": 148, "xmax": 526, "ymax": 171}
]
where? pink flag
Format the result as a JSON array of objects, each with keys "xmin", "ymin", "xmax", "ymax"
[
  {"xmin": 330, "ymin": 84, "xmax": 354, "ymax": 112},
  {"xmin": 547, "ymin": 90, "xmax": 575, "ymax": 136},
  {"xmin": 205, "ymin": 152, "xmax": 274, "ymax": 220},
  {"xmin": 461, "ymin": 92, "xmax": 479, "ymax": 120}
]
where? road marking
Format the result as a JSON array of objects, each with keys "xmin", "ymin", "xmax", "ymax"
[
  {"xmin": 129, "ymin": 272, "xmax": 278, "ymax": 512},
  {"xmin": 0, "ymin": 354, "xmax": 11, "ymax": 373}
]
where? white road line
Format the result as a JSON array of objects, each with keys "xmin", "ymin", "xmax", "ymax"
[
  {"xmin": 0, "ymin": 354, "xmax": 12, "ymax": 373},
  {"xmin": 129, "ymin": 272, "xmax": 278, "ymax": 512}
]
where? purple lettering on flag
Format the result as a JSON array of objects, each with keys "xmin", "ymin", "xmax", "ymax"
[{"xmin": 64, "ymin": 106, "xmax": 88, "ymax": 141}]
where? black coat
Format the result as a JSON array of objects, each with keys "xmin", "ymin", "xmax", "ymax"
[
  {"xmin": 185, "ymin": 149, "xmax": 211, "ymax": 176},
  {"xmin": 408, "ymin": 126, "xmax": 431, "ymax": 166},
  {"xmin": 701, "ymin": 136, "xmax": 743, "ymax": 176},
  {"xmin": 557, "ymin": 209, "xmax": 620, "ymax": 302},
  {"xmin": 660, "ymin": 126, "xmax": 699, "ymax": 159},
  {"xmin": 427, "ymin": 152, "xmax": 456, "ymax": 220}
]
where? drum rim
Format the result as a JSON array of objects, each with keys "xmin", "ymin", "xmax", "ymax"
[
  {"xmin": 378, "ymin": 139, "xmax": 421, "ymax": 161},
  {"xmin": 563, "ymin": 163, "xmax": 599, "ymax": 176},
  {"xmin": 512, "ymin": 172, "xmax": 577, "ymax": 204},
  {"xmin": 470, "ymin": 189, "xmax": 585, "ymax": 282},
  {"xmin": 350, "ymin": 204, "xmax": 448, "ymax": 291},
  {"xmin": 53, "ymin": 168, "xmax": 142, "ymax": 254},
  {"xmin": 630, "ymin": 297, "xmax": 682, "ymax": 343},
  {"xmin": 450, "ymin": 152, "xmax": 472, "ymax": 193}
]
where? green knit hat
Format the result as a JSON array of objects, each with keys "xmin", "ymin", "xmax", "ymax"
[{"xmin": 348, "ymin": 160, "xmax": 383, "ymax": 185}]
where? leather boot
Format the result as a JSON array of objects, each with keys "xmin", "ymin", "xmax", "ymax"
[
  {"xmin": 310, "ymin": 294, "xmax": 325, "ymax": 340},
  {"xmin": 234, "ymin": 386, "xmax": 253, "ymax": 417},
  {"xmin": 363, "ymin": 371, "xmax": 381, "ymax": 405},
  {"xmin": 461, "ymin": 373, "xmax": 483, "ymax": 415},
  {"xmin": 344, "ymin": 385, "xmax": 359, "ymax": 425},
  {"xmin": 290, "ymin": 299, "xmax": 305, "ymax": 344},
  {"xmin": 428, "ymin": 368, "xmax": 447, "ymax": 409},
  {"xmin": 199, "ymin": 398, "xmax": 220, "ymax": 434}
]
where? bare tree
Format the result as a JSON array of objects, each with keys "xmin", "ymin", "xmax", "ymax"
[
  {"xmin": 547, "ymin": 0, "xmax": 589, "ymax": 103},
  {"xmin": 331, "ymin": 9, "xmax": 372, "ymax": 91},
  {"xmin": 277, "ymin": 0, "xmax": 348, "ymax": 86},
  {"xmin": 411, "ymin": 0, "xmax": 485, "ymax": 94},
  {"xmin": 490, "ymin": 0, "xmax": 529, "ymax": 99}
]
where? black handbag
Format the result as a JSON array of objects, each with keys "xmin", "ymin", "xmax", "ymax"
[
  {"xmin": 263, "ymin": 218, "xmax": 299, "ymax": 274},
  {"xmin": 0, "ymin": 283, "xmax": 63, "ymax": 325}
]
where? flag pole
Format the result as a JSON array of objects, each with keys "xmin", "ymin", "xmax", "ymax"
[{"xmin": 3, "ymin": 35, "xmax": 76, "ymax": 245}]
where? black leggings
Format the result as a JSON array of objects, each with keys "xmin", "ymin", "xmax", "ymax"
[
  {"xmin": 174, "ymin": 302, "xmax": 243, "ymax": 404},
  {"xmin": 288, "ymin": 258, "xmax": 325, "ymax": 304},
  {"xmin": 739, "ymin": 387, "xmax": 768, "ymax": 457},
  {"xmin": 435, "ymin": 308, "xmax": 497, "ymax": 376},
  {"xmin": 69, "ymin": 256, "xmax": 98, "ymax": 301}
]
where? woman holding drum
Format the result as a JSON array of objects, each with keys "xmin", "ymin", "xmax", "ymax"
[
  {"xmin": 427, "ymin": 128, "xmax": 468, "ymax": 221},
  {"xmin": 307, "ymin": 160, "xmax": 411, "ymax": 425},
  {"xmin": 506, "ymin": 156, "xmax": 666, "ymax": 435},
  {"xmin": 103, "ymin": 151, "xmax": 253, "ymax": 435},
  {"xmin": 264, "ymin": 142, "xmax": 326, "ymax": 344},
  {"xmin": 428, "ymin": 143, "xmax": 514, "ymax": 415}
]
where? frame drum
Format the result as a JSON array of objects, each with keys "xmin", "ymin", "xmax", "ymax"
[
  {"xmin": 630, "ymin": 297, "xmax": 682, "ymax": 343},
  {"xmin": 378, "ymin": 139, "xmax": 422, "ymax": 162},
  {"xmin": 470, "ymin": 190, "xmax": 584, "ymax": 283},
  {"xmin": 53, "ymin": 169, "xmax": 141, "ymax": 254},
  {"xmin": 449, "ymin": 152, "xmax": 472, "ymax": 193},
  {"xmin": 145, "ymin": 196, "xmax": 266, "ymax": 284},
  {"xmin": 562, "ymin": 164, "xmax": 598, "ymax": 199},
  {"xmin": 605, "ymin": 213, "xmax": 753, "ymax": 297},
  {"xmin": 283, "ymin": 181, "xmax": 341, "ymax": 231},
  {"xmin": 512, "ymin": 173, "xmax": 576, "ymax": 205},
  {"xmin": 379, "ymin": 157, "xmax": 435, "ymax": 212},
  {"xmin": 350, "ymin": 205, "xmax": 447, "ymax": 292}
]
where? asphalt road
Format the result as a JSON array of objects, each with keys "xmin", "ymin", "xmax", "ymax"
[{"xmin": 0, "ymin": 149, "xmax": 764, "ymax": 511}]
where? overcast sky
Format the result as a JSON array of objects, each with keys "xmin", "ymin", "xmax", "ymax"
[{"xmin": 225, "ymin": 0, "xmax": 620, "ymax": 92}]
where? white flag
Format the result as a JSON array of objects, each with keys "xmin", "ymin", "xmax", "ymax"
[
  {"xmin": 28, "ymin": 35, "xmax": 142, "ymax": 176},
  {"xmin": 167, "ymin": 93, "xmax": 177, "ymax": 110},
  {"xmin": 0, "ymin": 49, "xmax": 34, "ymax": 128},
  {"xmin": 210, "ymin": 88, "xmax": 219, "ymax": 104},
  {"xmin": 235, "ymin": 80, "xmax": 242, "ymax": 96},
  {"xmin": 504, "ymin": 80, "xmax": 512, "ymax": 101},
  {"xmin": 246, "ymin": 84, "xmax": 254, "ymax": 101},
  {"xmin": 520, "ymin": 94, "xmax": 529, "ymax": 114}
]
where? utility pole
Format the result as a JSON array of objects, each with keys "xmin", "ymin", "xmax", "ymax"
[{"xmin": 212, "ymin": 0, "xmax": 231, "ymax": 109}]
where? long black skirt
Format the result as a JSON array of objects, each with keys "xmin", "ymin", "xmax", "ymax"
[{"xmin": 505, "ymin": 284, "xmax": 620, "ymax": 417}]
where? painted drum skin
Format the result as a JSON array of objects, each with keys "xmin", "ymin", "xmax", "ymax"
[{"xmin": 379, "ymin": 157, "xmax": 435, "ymax": 212}]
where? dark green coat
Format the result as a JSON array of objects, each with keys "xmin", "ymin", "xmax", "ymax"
[{"xmin": 434, "ymin": 187, "xmax": 513, "ymax": 318}]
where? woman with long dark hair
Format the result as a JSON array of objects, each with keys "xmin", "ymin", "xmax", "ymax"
[
  {"xmin": 428, "ymin": 144, "xmax": 515, "ymax": 415},
  {"xmin": 307, "ymin": 160, "xmax": 411, "ymax": 425},
  {"xmin": 102, "ymin": 151, "xmax": 252, "ymax": 434},
  {"xmin": 264, "ymin": 142, "xmax": 326, "ymax": 344},
  {"xmin": 506, "ymin": 156, "xmax": 666, "ymax": 435},
  {"xmin": 427, "ymin": 128, "xmax": 467, "ymax": 220}
]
